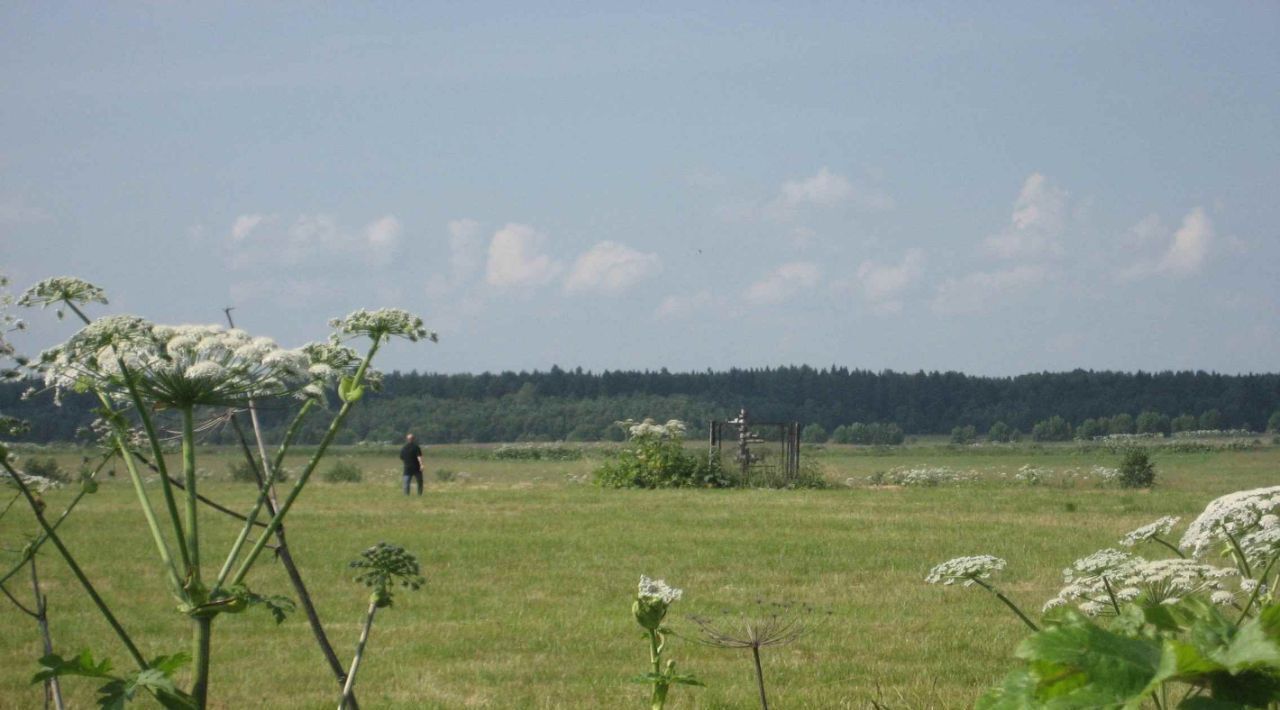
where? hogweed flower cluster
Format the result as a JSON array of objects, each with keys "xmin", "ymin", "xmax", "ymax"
[
  {"xmin": 38, "ymin": 319, "xmax": 311, "ymax": 408},
  {"xmin": 17, "ymin": 276, "xmax": 109, "ymax": 319},
  {"xmin": 635, "ymin": 575, "xmax": 683, "ymax": 630},
  {"xmin": 1179, "ymin": 485, "xmax": 1280, "ymax": 568},
  {"xmin": 925, "ymin": 555, "xmax": 1007, "ymax": 587},
  {"xmin": 1120, "ymin": 516, "xmax": 1181, "ymax": 548},
  {"xmin": 328, "ymin": 308, "xmax": 436, "ymax": 344},
  {"xmin": 622, "ymin": 419, "xmax": 687, "ymax": 441},
  {"xmin": 1044, "ymin": 549, "xmax": 1236, "ymax": 615},
  {"xmin": 630, "ymin": 575, "xmax": 700, "ymax": 710}
]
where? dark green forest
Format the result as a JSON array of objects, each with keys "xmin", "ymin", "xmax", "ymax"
[{"xmin": 4, "ymin": 366, "xmax": 1279, "ymax": 444}]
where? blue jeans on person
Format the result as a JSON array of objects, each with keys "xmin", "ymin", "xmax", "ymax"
[{"xmin": 403, "ymin": 469, "xmax": 423, "ymax": 495}]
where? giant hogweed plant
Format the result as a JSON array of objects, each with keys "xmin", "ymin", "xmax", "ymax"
[
  {"xmin": 631, "ymin": 575, "xmax": 703, "ymax": 709},
  {"xmin": 928, "ymin": 486, "xmax": 1280, "ymax": 708},
  {"xmin": 4, "ymin": 276, "xmax": 435, "ymax": 708}
]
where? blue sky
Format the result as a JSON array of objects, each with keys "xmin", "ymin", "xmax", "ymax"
[{"xmin": 3, "ymin": 3, "xmax": 1277, "ymax": 375}]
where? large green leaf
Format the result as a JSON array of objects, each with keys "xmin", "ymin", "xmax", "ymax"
[
  {"xmin": 975, "ymin": 668, "xmax": 1043, "ymax": 709},
  {"xmin": 1015, "ymin": 613, "xmax": 1163, "ymax": 707}
]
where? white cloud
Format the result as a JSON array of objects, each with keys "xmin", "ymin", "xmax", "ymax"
[
  {"xmin": 854, "ymin": 248, "xmax": 924, "ymax": 314},
  {"xmin": 230, "ymin": 214, "xmax": 267, "ymax": 242},
  {"xmin": 565, "ymin": 241, "xmax": 661, "ymax": 295},
  {"xmin": 363, "ymin": 215, "xmax": 401, "ymax": 250},
  {"xmin": 1119, "ymin": 207, "xmax": 1214, "ymax": 279},
  {"xmin": 984, "ymin": 173, "xmax": 1068, "ymax": 259},
  {"xmin": 931, "ymin": 265, "xmax": 1045, "ymax": 315},
  {"xmin": 485, "ymin": 223, "xmax": 562, "ymax": 288},
  {"xmin": 745, "ymin": 261, "xmax": 822, "ymax": 305},
  {"xmin": 655, "ymin": 290, "xmax": 717, "ymax": 320},
  {"xmin": 733, "ymin": 167, "xmax": 894, "ymax": 222}
]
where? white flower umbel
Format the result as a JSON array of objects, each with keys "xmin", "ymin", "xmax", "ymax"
[
  {"xmin": 925, "ymin": 555, "xmax": 1006, "ymax": 587},
  {"xmin": 1179, "ymin": 486, "xmax": 1280, "ymax": 569},
  {"xmin": 40, "ymin": 318, "xmax": 311, "ymax": 408},
  {"xmin": 623, "ymin": 418, "xmax": 687, "ymax": 441},
  {"xmin": 926, "ymin": 555, "xmax": 1038, "ymax": 631},
  {"xmin": 328, "ymin": 308, "xmax": 436, "ymax": 344},
  {"xmin": 18, "ymin": 276, "xmax": 108, "ymax": 320},
  {"xmin": 1120, "ymin": 516, "xmax": 1182, "ymax": 554},
  {"xmin": 638, "ymin": 575, "xmax": 683, "ymax": 604},
  {"xmin": 1045, "ymin": 550, "xmax": 1236, "ymax": 614}
]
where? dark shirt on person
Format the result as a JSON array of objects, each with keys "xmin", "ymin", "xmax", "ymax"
[{"xmin": 400, "ymin": 442, "xmax": 423, "ymax": 474}]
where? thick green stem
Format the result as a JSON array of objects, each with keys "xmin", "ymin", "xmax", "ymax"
[
  {"xmin": 648, "ymin": 629, "xmax": 668, "ymax": 710},
  {"xmin": 972, "ymin": 578, "xmax": 1039, "ymax": 632},
  {"xmin": 191, "ymin": 616, "xmax": 212, "ymax": 709},
  {"xmin": 111, "ymin": 429, "xmax": 185, "ymax": 597},
  {"xmin": 1151, "ymin": 537, "xmax": 1186, "ymax": 559},
  {"xmin": 2, "ymin": 458, "xmax": 148, "ymax": 670},
  {"xmin": 212, "ymin": 400, "xmax": 314, "ymax": 593},
  {"xmin": 1223, "ymin": 530, "xmax": 1254, "ymax": 579},
  {"xmin": 181, "ymin": 407, "xmax": 200, "ymax": 582},
  {"xmin": 1102, "ymin": 576, "xmax": 1122, "ymax": 616},
  {"xmin": 1236, "ymin": 552, "xmax": 1279, "ymax": 625},
  {"xmin": 339, "ymin": 601, "xmax": 378, "ymax": 709},
  {"xmin": 31, "ymin": 558, "xmax": 66, "ymax": 710},
  {"xmin": 230, "ymin": 345, "xmax": 378, "ymax": 587},
  {"xmin": 119, "ymin": 365, "xmax": 190, "ymax": 571}
]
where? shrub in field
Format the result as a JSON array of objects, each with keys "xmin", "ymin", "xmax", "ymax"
[
  {"xmin": 928, "ymin": 486, "xmax": 1280, "ymax": 707},
  {"xmin": 323, "ymin": 460, "xmax": 363, "ymax": 483},
  {"xmin": 228, "ymin": 460, "xmax": 289, "ymax": 484},
  {"xmin": 594, "ymin": 419, "xmax": 728, "ymax": 488},
  {"xmin": 1117, "ymin": 449, "xmax": 1156, "ymax": 488},
  {"xmin": 20, "ymin": 455, "xmax": 67, "ymax": 483},
  {"xmin": 800, "ymin": 422, "xmax": 827, "ymax": 444},
  {"xmin": 1135, "ymin": 409, "xmax": 1170, "ymax": 435},
  {"xmin": 1030, "ymin": 415, "xmax": 1072, "ymax": 442},
  {"xmin": 4, "ymin": 276, "xmax": 434, "ymax": 708},
  {"xmin": 1107, "ymin": 413, "xmax": 1136, "ymax": 435},
  {"xmin": 1198, "ymin": 408, "xmax": 1222, "ymax": 430},
  {"xmin": 950, "ymin": 425, "xmax": 977, "ymax": 444},
  {"xmin": 987, "ymin": 421, "xmax": 1019, "ymax": 443},
  {"xmin": 492, "ymin": 443, "xmax": 584, "ymax": 461},
  {"xmin": 1074, "ymin": 418, "xmax": 1105, "ymax": 440},
  {"xmin": 1171, "ymin": 412, "xmax": 1198, "ymax": 433},
  {"xmin": 1268, "ymin": 410, "xmax": 1280, "ymax": 433}
]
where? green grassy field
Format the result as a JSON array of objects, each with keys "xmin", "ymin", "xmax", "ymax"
[{"xmin": 1, "ymin": 443, "xmax": 1276, "ymax": 708}]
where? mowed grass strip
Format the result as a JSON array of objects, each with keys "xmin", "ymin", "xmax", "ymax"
[{"xmin": 1, "ymin": 446, "xmax": 1275, "ymax": 708}]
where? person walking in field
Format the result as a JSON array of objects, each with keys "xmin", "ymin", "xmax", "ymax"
[{"xmin": 400, "ymin": 433, "xmax": 424, "ymax": 495}]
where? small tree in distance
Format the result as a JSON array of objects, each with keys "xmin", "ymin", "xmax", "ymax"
[{"xmin": 1118, "ymin": 449, "xmax": 1156, "ymax": 488}]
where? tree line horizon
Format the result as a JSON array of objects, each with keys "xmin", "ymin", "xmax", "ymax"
[{"xmin": 4, "ymin": 365, "xmax": 1278, "ymax": 445}]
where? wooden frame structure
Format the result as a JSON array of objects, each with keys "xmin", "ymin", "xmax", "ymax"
[{"xmin": 708, "ymin": 408, "xmax": 801, "ymax": 484}]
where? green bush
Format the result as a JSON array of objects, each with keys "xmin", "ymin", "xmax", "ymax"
[
  {"xmin": 322, "ymin": 460, "xmax": 363, "ymax": 483},
  {"xmin": 1031, "ymin": 416, "xmax": 1072, "ymax": 442},
  {"xmin": 594, "ymin": 419, "xmax": 730, "ymax": 489},
  {"xmin": 1074, "ymin": 418, "xmax": 1105, "ymax": 440},
  {"xmin": 987, "ymin": 421, "xmax": 1019, "ymax": 443},
  {"xmin": 801, "ymin": 423, "xmax": 828, "ymax": 444},
  {"xmin": 227, "ymin": 460, "xmax": 289, "ymax": 484},
  {"xmin": 950, "ymin": 425, "xmax": 977, "ymax": 445},
  {"xmin": 22, "ymin": 456, "xmax": 67, "ymax": 483},
  {"xmin": 1117, "ymin": 449, "xmax": 1155, "ymax": 488},
  {"xmin": 1135, "ymin": 410, "xmax": 1170, "ymax": 435}
]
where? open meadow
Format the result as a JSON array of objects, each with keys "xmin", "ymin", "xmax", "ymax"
[{"xmin": 2, "ymin": 441, "xmax": 1277, "ymax": 708}]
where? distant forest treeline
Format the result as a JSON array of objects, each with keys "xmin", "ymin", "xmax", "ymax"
[{"xmin": 5, "ymin": 367, "xmax": 1279, "ymax": 445}]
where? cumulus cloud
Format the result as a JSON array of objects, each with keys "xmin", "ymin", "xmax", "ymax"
[
  {"xmin": 226, "ymin": 213, "xmax": 401, "ymax": 267},
  {"xmin": 655, "ymin": 290, "xmax": 718, "ymax": 320},
  {"xmin": 931, "ymin": 265, "xmax": 1045, "ymax": 315},
  {"xmin": 565, "ymin": 241, "xmax": 661, "ymax": 295},
  {"xmin": 854, "ymin": 249, "xmax": 925, "ymax": 314},
  {"xmin": 984, "ymin": 173, "xmax": 1068, "ymax": 259},
  {"xmin": 745, "ymin": 262, "xmax": 822, "ymax": 305},
  {"xmin": 485, "ymin": 223, "xmax": 562, "ymax": 288},
  {"xmin": 1120, "ymin": 207, "xmax": 1214, "ymax": 279}
]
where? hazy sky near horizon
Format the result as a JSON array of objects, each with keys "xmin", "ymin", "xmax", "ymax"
[{"xmin": 3, "ymin": 3, "xmax": 1278, "ymax": 376}]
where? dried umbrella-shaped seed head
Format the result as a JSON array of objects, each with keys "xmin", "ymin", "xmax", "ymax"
[
  {"xmin": 328, "ymin": 308, "xmax": 437, "ymax": 344},
  {"xmin": 925, "ymin": 555, "xmax": 1007, "ymax": 587},
  {"xmin": 349, "ymin": 542, "xmax": 425, "ymax": 608},
  {"xmin": 689, "ymin": 601, "xmax": 809, "ymax": 650}
]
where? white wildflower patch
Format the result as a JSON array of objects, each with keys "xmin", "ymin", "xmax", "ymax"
[
  {"xmin": 874, "ymin": 465, "xmax": 975, "ymax": 487},
  {"xmin": 638, "ymin": 575, "xmax": 683, "ymax": 604},
  {"xmin": 621, "ymin": 418, "xmax": 686, "ymax": 441},
  {"xmin": 925, "ymin": 555, "xmax": 1006, "ymax": 587},
  {"xmin": 1179, "ymin": 485, "xmax": 1280, "ymax": 563},
  {"xmin": 1120, "ymin": 516, "xmax": 1181, "ymax": 547}
]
